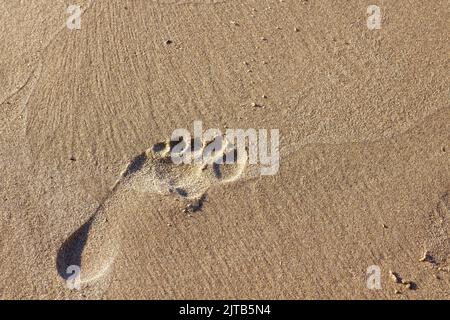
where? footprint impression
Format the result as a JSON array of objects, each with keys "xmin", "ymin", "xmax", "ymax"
[{"xmin": 56, "ymin": 135, "xmax": 247, "ymax": 285}]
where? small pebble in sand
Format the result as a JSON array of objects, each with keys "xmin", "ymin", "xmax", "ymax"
[
  {"xmin": 251, "ymin": 102, "xmax": 265, "ymax": 108},
  {"xmin": 164, "ymin": 39, "xmax": 173, "ymax": 45},
  {"xmin": 230, "ymin": 21, "xmax": 239, "ymax": 26},
  {"xmin": 419, "ymin": 251, "xmax": 431, "ymax": 262},
  {"xmin": 294, "ymin": 27, "xmax": 299, "ymax": 32},
  {"xmin": 402, "ymin": 280, "xmax": 416, "ymax": 290},
  {"xmin": 389, "ymin": 271, "xmax": 416, "ymax": 290},
  {"xmin": 389, "ymin": 270, "xmax": 401, "ymax": 283},
  {"xmin": 437, "ymin": 266, "xmax": 449, "ymax": 272}
]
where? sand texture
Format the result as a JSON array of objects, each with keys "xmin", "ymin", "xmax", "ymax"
[{"xmin": 0, "ymin": 0, "xmax": 449, "ymax": 299}]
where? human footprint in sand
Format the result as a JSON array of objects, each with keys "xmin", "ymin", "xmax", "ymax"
[{"xmin": 57, "ymin": 135, "xmax": 248, "ymax": 285}]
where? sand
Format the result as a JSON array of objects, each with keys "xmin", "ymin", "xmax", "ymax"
[{"xmin": 0, "ymin": 0, "xmax": 449, "ymax": 299}]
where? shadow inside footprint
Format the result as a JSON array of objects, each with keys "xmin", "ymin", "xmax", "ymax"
[
  {"xmin": 213, "ymin": 148, "xmax": 241, "ymax": 180},
  {"xmin": 56, "ymin": 217, "xmax": 94, "ymax": 280},
  {"xmin": 122, "ymin": 152, "xmax": 148, "ymax": 178},
  {"xmin": 212, "ymin": 162, "xmax": 222, "ymax": 179},
  {"xmin": 175, "ymin": 187, "xmax": 189, "ymax": 197},
  {"xmin": 152, "ymin": 142, "xmax": 166, "ymax": 153}
]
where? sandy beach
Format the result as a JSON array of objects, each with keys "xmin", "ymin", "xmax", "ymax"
[{"xmin": 0, "ymin": 0, "xmax": 449, "ymax": 299}]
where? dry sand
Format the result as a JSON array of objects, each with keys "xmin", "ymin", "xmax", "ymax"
[{"xmin": 0, "ymin": 0, "xmax": 449, "ymax": 299}]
